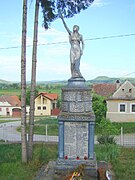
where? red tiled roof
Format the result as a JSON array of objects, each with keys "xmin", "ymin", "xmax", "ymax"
[
  {"xmin": 0, "ymin": 95, "xmax": 21, "ymax": 106},
  {"xmin": 39, "ymin": 92, "xmax": 58, "ymax": 100},
  {"xmin": 92, "ymin": 84, "xmax": 116, "ymax": 97}
]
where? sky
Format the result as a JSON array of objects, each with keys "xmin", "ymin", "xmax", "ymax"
[{"xmin": 0, "ymin": 0, "xmax": 135, "ymax": 82}]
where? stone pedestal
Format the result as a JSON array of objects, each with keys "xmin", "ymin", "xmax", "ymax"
[{"xmin": 56, "ymin": 77, "xmax": 97, "ymax": 178}]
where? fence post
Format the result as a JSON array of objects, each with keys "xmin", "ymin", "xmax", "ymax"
[
  {"xmin": 4, "ymin": 124, "xmax": 7, "ymax": 143},
  {"xmin": 2, "ymin": 124, "xmax": 4, "ymax": 141},
  {"xmin": 45, "ymin": 124, "xmax": 48, "ymax": 142},
  {"xmin": 120, "ymin": 127, "xmax": 124, "ymax": 146}
]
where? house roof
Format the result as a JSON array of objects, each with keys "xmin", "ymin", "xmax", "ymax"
[
  {"xmin": 0, "ymin": 95, "xmax": 21, "ymax": 106},
  {"xmin": 92, "ymin": 84, "xmax": 116, "ymax": 97},
  {"xmin": 38, "ymin": 92, "xmax": 58, "ymax": 100},
  {"xmin": 93, "ymin": 80, "xmax": 135, "ymax": 100}
]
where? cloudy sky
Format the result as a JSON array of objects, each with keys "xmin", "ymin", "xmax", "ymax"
[{"xmin": 0, "ymin": 0, "xmax": 135, "ymax": 81}]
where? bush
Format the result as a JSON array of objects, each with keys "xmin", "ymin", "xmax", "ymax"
[
  {"xmin": 92, "ymin": 94, "xmax": 107, "ymax": 124},
  {"xmin": 97, "ymin": 135, "xmax": 116, "ymax": 144},
  {"xmin": 97, "ymin": 118, "xmax": 118, "ymax": 144}
]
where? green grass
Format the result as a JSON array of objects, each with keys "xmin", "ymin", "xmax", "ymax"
[
  {"xmin": 0, "ymin": 143, "xmax": 58, "ymax": 180},
  {"xmin": 17, "ymin": 117, "xmax": 59, "ymax": 136},
  {"xmin": 1, "ymin": 144, "xmax": 135, "ymax": 179},
  {"xmin": 0, "ymin": 89, "xmax": 21, "ymax": 96},
  {"xmin": 16, "ymin": 118, "xmax": 135, "ymax": 136},
  {"xmin": 111, "ymin": 147, "xmax": 135, "ymax": 180},
  {"xmin": 34, "ymin": 117, "xmax": 58, "ymax": 135},
  {"xmin": 0, "ymin": 144, "xmax": 135, "ymax": 180},
  {"xmin": 35, "ymin": 117, "xmax": 58, "ymax": 125},
  {"xmin": 95, "ymin": 122, "xmax": 135, "ymax": 135},
  {"xmin": 0, "ymin": 120, "xmax": 19, "ymax": 124},
  {"xmin": 34, "ymin": 124, "xmax": 58, "ymax": 136},
  {"xmin": 113, "ymin": 122, "xmax": 135, "ymax": 134},
  {"xmin": 95, "ymin": 144, "xmax": 120, "ymax": 161},
  {"xmin": 0, "ymin": 87, "xmax": 62, "ymax": 97}
]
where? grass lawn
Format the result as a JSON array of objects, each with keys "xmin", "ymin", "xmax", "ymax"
[
  {"xmin": 0, "ymin": 144, "xmax": 135, "ymax": 179},
  {"xmin": 16, "ymin": 117, "xmax": 59, "ymax": 136},
  {"xmin": 35, "ymin": 119, "xmax": 135, "ymax": 136},
  {"xmin": 95, "ymin": 122, "xmax": 135, "ymax": 135},
  {"xmin": 113, "ymin": 122, "xmax": 135, "ymax": 134},
  {"xmin": 34, "ymin": 117, "xmax": 58, "ymax": 136},
  {"xmin": 16, "ymin": 117, "xmax": 135, "ymax": 136},
  {"xmin": 112, "ymin": 147, "xmax": 135, "ymax": 180},
  {"xmin": 0, "ymin": 143, "xmax": 58, "ymax": 180},
  {"xmin": 0, "ymin": 89, "xmax": 21, "ymax": 96},
  {"xmin": 0, "ymin": 120, "xmax": 19, "ymax": 124}
]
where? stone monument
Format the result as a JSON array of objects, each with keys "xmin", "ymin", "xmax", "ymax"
[{"xmin": 56, "ymin": 15, "xmax": 97, "ymax": 179}]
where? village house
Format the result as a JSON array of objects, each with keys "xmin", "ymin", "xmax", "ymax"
[
  {"xmin": 34, "ymin": 92, "xmax": 60, "ymax": 116},
  {"xmin": 0, "ymin": 92, "xmax": 60, "ymax": 117},
  {"xmin": 93, "ymin": 80, "xmax": 135, "ymax": 122},
  {"xmin": 0, "ymin": 95, "xmax": 28, "ymax": 117}
]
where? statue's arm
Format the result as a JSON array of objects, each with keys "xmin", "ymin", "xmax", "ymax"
[{"xmin": 60, "ymin": 13, "xmax": 71, "ymax": 35}]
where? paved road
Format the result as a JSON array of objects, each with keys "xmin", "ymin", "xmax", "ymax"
[
  {"xmin": 0, "ymin": 121, "xmax": 135, "ymax": 146},
  {"xmin": 0, "ymin": 121, "xmax": 58, "ymax": 142}
]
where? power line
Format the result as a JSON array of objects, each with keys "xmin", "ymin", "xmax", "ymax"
[
  {"xmin": 121, "ymin": 72, "xmax": 135, "ymax": 78},
  {"xmin": 85, "ymin": 33, "xmax": 135, "ymax": 41},
  {"xmin": 0, "ymin": 33, "xmax": 135, "ymax": 50}
]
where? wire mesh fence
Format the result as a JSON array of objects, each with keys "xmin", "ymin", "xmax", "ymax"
[
  {"xmin": 0, "ymin": 123, "xmax": 135, "ymax": 147},
  {"xmin": 0, "ymin": 124, "xmax": 58, "ymax": 143}
]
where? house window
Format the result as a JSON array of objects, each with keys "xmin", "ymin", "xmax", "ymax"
[
  {"xmin": 0, "ymin": 108, "xmax": 2, "ymax": 111},
  {"xmin": 37, "ymin": 106, "xmax": 41, "ymax": 110},
  {"xmin": 53, "ymin": 103, "xmax": 55, "ymax": 109},
  {"xmin": 43, "ymin": 106, "xmax": 46, "ymax": 110},
  {"xmin": 119, "ymin": 104, "xmax": 126, "ymax": 112},
  {"xmin": 131, "ymin": 104, "xmax": 135, "ymax": 112},
  {"xmin": 6, "ymin": 108, "xmax": 9, "ymax": 112},
  {"xmin": 129, "ymin": 89, "xmax": 132, "ymax": 93}
]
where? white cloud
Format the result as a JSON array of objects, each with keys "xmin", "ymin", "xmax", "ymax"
[
  {"xmin": 38, "ymin": 27, "xmax": 68, "ymax": 45},
  {"xmin": 80, "ymin": 62, "xmax": 133, "ymax": 80},
  {"xmin": 0, "ymin": 55, "xmax": 21, "ymax": 81},
  {"xmin": 91, "ymin": 0, "xmax": 109, "ymax": 7}
]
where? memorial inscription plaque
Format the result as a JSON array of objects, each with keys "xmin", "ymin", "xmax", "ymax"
[{"xmin": 64, "ymin": 122, "xmax": 88, "ymax": 158}]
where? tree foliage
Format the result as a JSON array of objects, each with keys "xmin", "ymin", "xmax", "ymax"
[
  {"xmin": 92, "ymin": 94, "xmax": 107, "ymax": 124},
  {"xmin": 26, "ymin": 88, "xmax": 38, "ymax": 105},
  {"xmin": 39, "ymin": 0, "xmax": 94, "ymax": 29},
  {"xmin": 97, "ymin": 118, "xmax": 119, "ymax": 144}
]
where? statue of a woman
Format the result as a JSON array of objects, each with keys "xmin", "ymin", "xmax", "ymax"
[{"xmin": 60, "ymin": 14, "xmax": 84, "ymax": 78}]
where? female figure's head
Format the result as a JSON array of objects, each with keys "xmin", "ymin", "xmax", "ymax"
[{"xmin": 73, "ymin": 25, "xmax": 79, "ymax": 32}]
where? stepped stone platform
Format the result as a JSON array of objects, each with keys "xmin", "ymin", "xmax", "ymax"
[{"xmin": 35, "ymin": 160, "xmax": 113, "ymax": 180}]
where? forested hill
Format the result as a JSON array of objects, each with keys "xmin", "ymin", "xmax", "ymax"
[
  {"xmin": 88, "ymin": 76, "xmax": 135, "ymax": 84},
  {"xmin": 0, "ymin": 79, "xmax": 11, "ymax": 84},
  {"xmin": 1, "ymin": 76, "xmax": 135, "ymax": 86}
]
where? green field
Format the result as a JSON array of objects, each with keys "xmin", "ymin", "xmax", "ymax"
[
  {"xmin": 0, "ymin": 89, "xmax": 21, "ymax": 96},
  {"xmin": 35, "ymin": 118, "xmax": 135, "ymax": 136},
  {"xmin": 0, "ymin": 84, "xmax": 63, "ymax": 97}
]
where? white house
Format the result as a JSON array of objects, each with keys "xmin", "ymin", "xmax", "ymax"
[
  {"xmin": 106, "ymin": 80, "xmax": 135, "ymax": 122},
  {"xmin": 0, "ymin": 95, "xmax": 29, "ymax": 117}
]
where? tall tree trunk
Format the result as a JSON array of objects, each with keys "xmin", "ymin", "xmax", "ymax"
[
  {"xmin": 21, "ymin": 0, "xmax": 28, "ymax": 163},
  {"xmin": 28, "ymin": 0, "xmax": 39, "ymax": 160}
]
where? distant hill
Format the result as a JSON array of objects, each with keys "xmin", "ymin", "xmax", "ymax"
[
  {"xmin": 0, "ymin": 79, "xmax": 11, "ymax": 84},
  {"xmin": 88, "ymin": 76, "xmax": 135, "ymax": 84},
  {"xmin": 1, "ymin": 76, "xmax": 135, "ymax": 85}
]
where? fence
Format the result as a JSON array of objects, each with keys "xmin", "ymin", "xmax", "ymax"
[
  {"xmin": 0, "ymin": 124, "xmax": 58, "ymax": 143},
  {"xmin": 0, "ymin": 123, "xmax": 135, "ymax": 147}
]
